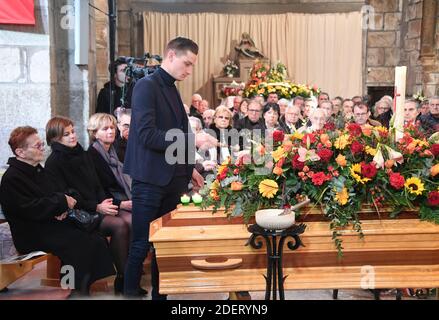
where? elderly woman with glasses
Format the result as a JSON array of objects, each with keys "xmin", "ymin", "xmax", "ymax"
[
  {"xmin": 44, "ymin": 116, "xmax": 136, "ymax": 295},
  {"xmin": 205, "ymin": 106, "xmax": 235, "ymax": 164},
  {"xmin": 0, "ymin": 127, "xmax": 115, "ymax": 297}
]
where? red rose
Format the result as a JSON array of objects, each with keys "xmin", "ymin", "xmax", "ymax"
[
  {"xmin": 323, "ymin": 122, "xmax": 336, "ymax": 131},
  {"xmin": 361, "ymin": 162, "xmax": 377, "ymax": 179},
  {"xmin": 347, "ymin": 123, "xmax": 362, "ymax": 137},
  {"xmin": 273, "ymin": 130, "xmax": 285, "ymax": 143},
  {"xmin": 431, "ymin": 144, "xmax": 439, "ymax": 157},
  {"xmin": 389, "ymin": 172, "xmax": 405, "ymax": 190},
  {"xmin": 350, "ymin": 141, "xmax": 364, "ymax": 155},
  {"xmin": 317, "ymin": 148, "xmax": 333, "ymax": 163},
  {"xmin": 218, "ymin": 170, "xmax": 227, "ymax": 181},
  {"xmin": 311, "ymin": 172, "xmax": 330, "ymax": 186},
  {"xmin": 292, "ymin": 154, "xmax": 305, "ymax": 170},
  {"xmin": 428, "ymin": 191, "xmax": 439, "ymax": 206},
  {"xmin": 302, "ymin": 133, "xmax": 316, "ymax": 145}
]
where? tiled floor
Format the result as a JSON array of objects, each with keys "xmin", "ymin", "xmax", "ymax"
[{"xmin": 0, "ymin": 261, "xmax": 436, "ymax": 300}]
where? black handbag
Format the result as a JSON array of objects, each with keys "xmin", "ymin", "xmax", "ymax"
[{"xmin": 67, "ymin": 208, "xmax": 101, "ymax": 233}]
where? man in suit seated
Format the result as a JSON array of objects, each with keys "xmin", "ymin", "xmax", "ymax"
[{"xmin": 280, "ymin": 105, "xmax": 301, "ymax": 133}]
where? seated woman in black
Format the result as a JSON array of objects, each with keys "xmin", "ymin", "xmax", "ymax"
[
  {"xmin": 44, "ymin": 116, "xmax": 131, "ymax": 295},
  {"xmin": 0, "ymin": 127, "xmax": 115, "ymax": 297},
  {"xmin": 261, "ymin": 102, "xmax": 282, "ymax": 136},
  {"xmin": 86, "ymin": 113, "xmax": 132, "ymax": 216}
]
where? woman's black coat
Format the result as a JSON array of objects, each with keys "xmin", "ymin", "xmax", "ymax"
[
  {"xmin": 87, "ymin": 146, "xmax": 129, "ymax": 205},
  {"xmin": 44, "ymin": 142, "xmax": 109, "ymax": 212},
  {"xmin": 0, "ymin": 157, "xmax": 115, "ymax": 287}
]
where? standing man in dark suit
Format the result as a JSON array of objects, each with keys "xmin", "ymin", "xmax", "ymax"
[{"xmin": 123, "ymin": 37, "xmax": 204, "ymax": 299}]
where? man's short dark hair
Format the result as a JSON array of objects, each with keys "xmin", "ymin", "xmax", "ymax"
[
  {"xmin": 165, "ymin": 37, "xmax": 199, "ymax": 56},
  {"xmin": 354, "ymin": 102, "xmax": 370, "ymax": 112},
  {"xmin": 109, "ymin": 58, "xmax": 127, "ymax": 74},
  {"xmin": 319, "ymin": 92, "xmax": 329, "ymax": 99}
]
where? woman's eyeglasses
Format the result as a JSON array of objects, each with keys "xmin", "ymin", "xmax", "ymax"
[
  {"xmin": 216, "ymin": 116, "xmax": 230, "ymax": 120},
  {"xmin": 29, "ymin": 142, "xmax": 45, "ymax": 150}
]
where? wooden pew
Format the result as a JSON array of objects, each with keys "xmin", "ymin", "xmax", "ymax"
[
  {"xmin": 41, "ymin": 254, "xmax": 109, "ymax": 293},
  {"xmin": 0, "ymin": 254, "xmax": 48, "ymax": 291}
]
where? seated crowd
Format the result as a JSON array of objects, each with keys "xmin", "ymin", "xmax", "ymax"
[
  {"xmin": 0, "ymin": 88, "xmax": 438, "ymax": 298},
  {"xmin": 189, "ymin": 91, "xmax": 439, "ymax": 174}
]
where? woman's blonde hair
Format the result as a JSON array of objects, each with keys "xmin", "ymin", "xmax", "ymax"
[
  {"xmin": 214, "ymin": 106, "xmax": 233, "ymax": 127},
  {"xmin": 87, "ymin": 113, "xmax": 117, "ymax": 142}
]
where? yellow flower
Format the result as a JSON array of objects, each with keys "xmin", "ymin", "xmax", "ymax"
[
  {"xmin": 292, "ymin": 131, "xmax": 304, "ymax": 140},
  {"xmin": 218, "ymin": 164, "xmax": 228, "ymax": 176},
  {"xmin": 334, "ymin": 187, "xmax": 349, "ymax": 206},
  {"xmin": 210, "ymin": 179, "xmax": 220, "ymax": 191},
  {"xmin": 259, "ymin": 179, "xmax": 279, "ymax": 199},
  {"xmin": 334, "ymin": 134, "xmax": 351, "ymax": 150},
  {"xmin": 404, "ymin": 177, "xmax": 425, "ymax": 195},
  {"xmin": 431, "ymin": 164, "xmax": 439, "ymax": 177},
  {"xmin": 336, "ymin": 154, "xmax": 347, "ymax": 167},
  {"xmin": 365, "ymin": 146, "xmax": 377, "ymax": 156},
  {"xmin": 375, "ymin": 126, "xmax": 388, "ymax": 137},
  {"xmin": 271, "ymin": 146, "xmax": 285, "ymax": 162},
  {"xmin": 350, "ymin": 163, "xmax": 371, "ymax": 184},
  {"xmin": 258, "ymin": 88, "xmax": 265, "ymax": 94}
]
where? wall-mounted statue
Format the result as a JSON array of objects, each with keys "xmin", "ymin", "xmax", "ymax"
[{"xmin": 235, "ymin": 33, "xmax": 265, "ymax": 59}]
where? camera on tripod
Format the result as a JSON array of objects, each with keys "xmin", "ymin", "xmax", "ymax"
[
  {"xmin": 117, "ymin": 52, "xmax": 162, "ymax": 108},
  {"xmin": 118, "ymin": 53, "xmax": 163, "ymax": 82}
]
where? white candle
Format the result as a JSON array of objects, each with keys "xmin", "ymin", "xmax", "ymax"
[{"xmin": 393, "ymin": 66, "xmax": 406, "ymax": 141}]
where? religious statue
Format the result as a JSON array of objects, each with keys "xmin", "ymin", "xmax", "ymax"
[{"xmin": 235, "ymin": 33, "xmax": 265, "ymax": 59}]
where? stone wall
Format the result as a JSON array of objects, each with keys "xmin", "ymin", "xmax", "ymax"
[
  {"xmin": 95, "ymin": 0, "xmax": 109, "ymax": 98},
  {"xmin": 0, "ymin": 0, "xmax": 52, "ymax": 166},
  {"xmin": 365, "ymin": 0, "xmax": 402, "ymax": 89},
  {"xmin": 0, "ymin": 0, "xmax": 97, "ymax": 166},
  {"xmin": 49, "ymin": 0, "xmax": 95, "ymax": 148}
]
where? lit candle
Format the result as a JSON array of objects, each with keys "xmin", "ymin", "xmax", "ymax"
[
  {"xmin": 192, "ymin": 193, "xmax": 203, "ymax": 206},
  {"xmin": 393, "ymin": 66, "xmax": 406, "ymax": 141},
  {"xmin": 180, "ymin": 194, "xmax": 190, "ymax": 205}
]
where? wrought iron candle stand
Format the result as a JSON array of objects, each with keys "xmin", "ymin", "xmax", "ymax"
[{"xmin": 246, "ymin": 223, "xmax": 306, "ymax": 300}]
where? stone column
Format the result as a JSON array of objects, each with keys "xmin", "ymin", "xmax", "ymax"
[
  {"xmin": 0, "ymin": 0, "xmax": 52, "ymax": 165},
  {"xmin": 419, "ymin": 0, "xmax": 439, "ymax": 97},
  {"xmin": 95, "ymin": 0, "xmax": 110, "ymax": 94},
  {"xmin": 49, "ymin": 0, "xmax": 95, "ymax": 146}
]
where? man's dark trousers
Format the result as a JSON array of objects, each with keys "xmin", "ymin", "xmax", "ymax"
[{"xmin": 124, "ymin": 175, "xmax": 188, "ymax": 298}]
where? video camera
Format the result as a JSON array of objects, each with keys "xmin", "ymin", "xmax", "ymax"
[
  {"xmin": 118, "ymin": 53, "xmax": 163, "ymax": 81},
  {"xmin": 118, "ymin": 53, "xmax": 162, "ymax": 108}
]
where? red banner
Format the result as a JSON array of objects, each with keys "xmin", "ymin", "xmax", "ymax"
[{"xmin": 0, "ymin": 0, "xmax": 35, "ymax": 25}]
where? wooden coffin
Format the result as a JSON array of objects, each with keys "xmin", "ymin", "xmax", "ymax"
[{"xmin": 149, "ymin": 204, "xmax": 439, "ymax": 295}]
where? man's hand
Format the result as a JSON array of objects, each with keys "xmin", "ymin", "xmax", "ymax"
[
  {"xmin": 191, "ymin": 169, "xmax": 204, "ymax": 192},
  {"xmin": 195, "ymin": 132, "xmax": 218, "ymax": 150}
]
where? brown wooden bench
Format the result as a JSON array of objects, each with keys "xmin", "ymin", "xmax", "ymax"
[
  {"xmin": 42, "ymin": 254, "xmax": 109, "ymax": 293},
  {"xmin": 0, "ymin": 254, "xmax": 48, "ymax": 291}
]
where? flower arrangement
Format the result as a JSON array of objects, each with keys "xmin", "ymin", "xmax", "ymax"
[
  {"xmin": 223, "ymin": 59, "xmax": 239, "ymax": 77},
  {"xmin": 413, "ymin": 90, "xmax": 427, "ymax": 104},
  {"xmin": 243, "ymin": 60, "xmax": 320, "ymax": 100},
  {"xmin": 201, "ymin": 124, "xmax": 439, "ymax": 255},
  {"xmin": 220, "ymin": 81, "xmax": 245, "ymax": 98}
]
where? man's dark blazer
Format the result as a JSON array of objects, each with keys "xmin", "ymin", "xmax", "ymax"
[{"xmin": 123, "ymin": 70, "xmax": 195, "ymax": 186}]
